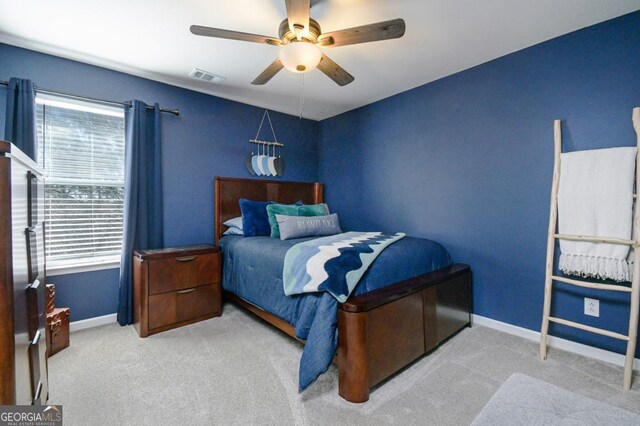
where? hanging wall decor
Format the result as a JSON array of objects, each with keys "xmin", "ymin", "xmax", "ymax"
[{"xmin": 247, "ymin": 110, "xmax": 285, "ymax": 177}]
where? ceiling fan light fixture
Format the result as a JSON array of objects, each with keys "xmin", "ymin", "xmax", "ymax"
[{"xmin": 279, "ymin": 41, "xmax": 321, "ymax": 73}]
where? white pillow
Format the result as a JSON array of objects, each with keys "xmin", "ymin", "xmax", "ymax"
[
  {"xmin": 223, "ymin": 226, "xmax": 243, "ymax": 236},
  {"xmin": 223, "ymin": 216, "xmax": 243, "ymax": 230}
]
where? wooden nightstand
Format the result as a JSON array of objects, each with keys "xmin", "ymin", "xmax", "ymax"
[{"xmin": 132, "ymin": 244, "xmax": 221, "ymax": 337}]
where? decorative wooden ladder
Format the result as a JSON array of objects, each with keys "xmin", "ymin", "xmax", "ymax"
[{"xmin": 540, "ymin": 107, "xmax": 640, "ymax": 390}]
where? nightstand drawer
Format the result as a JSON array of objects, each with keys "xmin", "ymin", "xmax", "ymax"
[
  {"xmin": 148, "ymin": 252, "xmax": 219, "ymax": 295},
  {"xmin": 133, "ymin": 245, "xmax": 222, "ymax": 337},
  {"xmin": 148, "ymin": 284, "xmax": 219, "ymax": 330}
]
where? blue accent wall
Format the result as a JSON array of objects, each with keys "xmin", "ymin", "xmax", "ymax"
[
  {"xmin": 0, "ymin": 43, "xmax": 320, "ymax": 321},
  {"xmin": 49, "ymin": 269, "xmax": 120, "ymax": 321},
  {"xmin": 319, "ymin": 11, "xmax": 640, "ymax": 357}
]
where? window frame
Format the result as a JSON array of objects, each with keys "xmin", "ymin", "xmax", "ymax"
[{"xmin": 35, "ymin": 93, "xmax": 126, "ymax": 275}]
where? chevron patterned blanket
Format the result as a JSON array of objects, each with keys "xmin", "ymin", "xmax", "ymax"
[{"xmin": 283, "ymin": 231, "xmax": 406, "ymax": 303}]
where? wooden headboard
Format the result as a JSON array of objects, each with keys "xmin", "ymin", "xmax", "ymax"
[{"xmin": 214, "ymin": 177, "xmax": 324, "ymax": 245}]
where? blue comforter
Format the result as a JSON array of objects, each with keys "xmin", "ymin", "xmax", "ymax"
[{"xmin": 220, "ymin": 235, "xmax": 451, "ymax": 391}]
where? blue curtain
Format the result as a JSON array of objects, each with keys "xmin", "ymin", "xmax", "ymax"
[
  {"xmin": 117, "ymin": 100, "xmax": 163, "ymax": 326},
  {"xmin": 4, "ymin": 77, "xmax": 37, "ymax": 162}
]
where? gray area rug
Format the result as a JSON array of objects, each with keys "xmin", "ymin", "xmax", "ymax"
[
  {"xmin": 472, "ymin": 373, "xmax": 640, "ymax": 425},
  {"xmin": 48, "ymin": 304, "xmax": 640, "ymax": 425}
]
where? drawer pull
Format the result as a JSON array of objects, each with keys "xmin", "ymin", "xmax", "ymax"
[
  {"xmin": 175, "ymin": 255, "xmax": 197, "ymax": 262},
  {"xmin": 176, "ymin": 288, "xmax": 196, "ymax": 294},
  {"xmin": 34, "ymin": 381, "xmax": 43, "ymax": 401},
  {"xmin": 32, "ymin": 330, "xmax": 41, "ymax": 345}
]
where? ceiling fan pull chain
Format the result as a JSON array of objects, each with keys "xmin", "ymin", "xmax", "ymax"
[{"xmin": 299, "ymin": 74, "xmax": 303, "ymax": 119}]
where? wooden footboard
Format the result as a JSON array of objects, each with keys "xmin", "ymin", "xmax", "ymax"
[{"xmin": 337, "ymin": 263, "xmax": 472, "ymax": 402}]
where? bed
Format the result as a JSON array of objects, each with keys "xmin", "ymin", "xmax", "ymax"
[{"xmin": 214, "ymin": 176, "xmax": 472, "ymax": 402}]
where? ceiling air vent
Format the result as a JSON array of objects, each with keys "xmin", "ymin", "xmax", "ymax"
[{"xmin": 189, "ymin": 68, "xmax": 226, "ymax": 85}]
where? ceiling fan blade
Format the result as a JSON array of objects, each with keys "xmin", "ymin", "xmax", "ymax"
[
  {"xmin": 285, "ymin": 0, "xmax": 310, "ymax": 36},
  {"xmin": 317, "ymin": 53, "xmax": 354, "ymax": 86},
  {"xmin": 317, "ymin": 18, "xmax": 405, "ymax": 48},
  {"xmin": 251, "ymin": 58, "xmax": 285, "ymax": 85},
  {"xmin": 190, "ymin": 25, "xmax": 282, "ymax": 46}
]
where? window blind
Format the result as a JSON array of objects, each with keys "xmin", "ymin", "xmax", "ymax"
[{"xmin": 36, "ymin": 94, "xmax": 125, "ymax": 267}]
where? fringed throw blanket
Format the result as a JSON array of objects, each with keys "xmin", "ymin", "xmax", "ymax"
[
  {"xmin": 283, "ymin": 231, "xmax": 406, "ymax": 302},
  {"xmin": 558, "ymin": 147, "xmax": 636, "ymax": 282}
]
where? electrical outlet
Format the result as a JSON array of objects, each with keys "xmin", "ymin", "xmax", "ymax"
[{"xmin": 584, "ymin": 298, "xmax": 599, "ymax": 317}]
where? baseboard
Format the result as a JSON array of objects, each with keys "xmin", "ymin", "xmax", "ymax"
[
  {"xmin": 70, "ymin": 313, "xmax": 117, "ymax": 332},
  {"xmin": 472, "ymin": 314, "xmax": 640, "ymax": 371},
  {"xmin": 66, "ymin": 312, "xmax": 639, "ymax": 370}
]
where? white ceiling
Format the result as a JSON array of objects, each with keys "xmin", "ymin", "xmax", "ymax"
[{"xmin": 0, "ymin": 1, "xmax": 638, "ymax": 120}]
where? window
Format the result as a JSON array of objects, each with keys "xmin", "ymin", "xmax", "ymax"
[{"xmin": 36, "ymin": 94, "xmax": 125, "ymax": 271}]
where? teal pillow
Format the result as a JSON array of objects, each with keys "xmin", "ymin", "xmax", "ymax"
[
  {"xmin": 266, "ymin": 203, "xmax": 329, "ymax": 238},
  {"xmin": 267, "ymin": 204, "xmax": 298, "ymax": 238}
]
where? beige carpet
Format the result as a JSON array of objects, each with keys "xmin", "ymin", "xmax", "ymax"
[{"xmin": 48, "ymin": 304, "xmax": 640, "ymax": 425}]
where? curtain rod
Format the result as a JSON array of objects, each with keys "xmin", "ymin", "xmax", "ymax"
[{"xmin": 0, "ymin": 79, "xmax": 180, "ymax": 116}]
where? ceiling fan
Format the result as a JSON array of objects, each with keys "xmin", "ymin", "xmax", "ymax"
[{"xmin": 190, "ymin": 0, "xmax": 406, "ymax": 86}]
